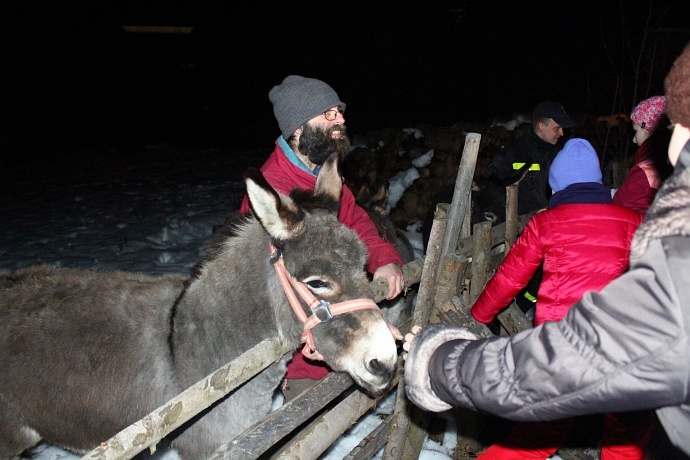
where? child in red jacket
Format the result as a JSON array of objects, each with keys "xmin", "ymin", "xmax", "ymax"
[
  {"xmin": 613, "ymin": 95, "xmax": 673, "ymax": 214},
  {"xmin": 471, "ymin": 138, "xmax": 651, "ymax": 459}
]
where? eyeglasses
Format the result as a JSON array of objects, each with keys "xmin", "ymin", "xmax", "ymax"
[{"xmin": 323, "ymin": 108, "xmax": 345, "ymax": 121}]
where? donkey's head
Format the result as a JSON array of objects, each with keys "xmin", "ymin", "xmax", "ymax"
[{"xmin": 245, "ymin": 154, "xmax": 398, "ymax": 394}]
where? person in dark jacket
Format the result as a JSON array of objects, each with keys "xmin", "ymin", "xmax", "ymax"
[
  {"xmin": 470, "ymin": 137, "xmax": 646, "ymax": 458},
  {"xmin": 485, "ymin": 100, "xmax": 575, "ymax": 215},
  {"xmin": 403, "ymin": 40, "xmax": 690, "ymax": 458}
]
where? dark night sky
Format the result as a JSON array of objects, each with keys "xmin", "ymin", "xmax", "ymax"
[{"xmin": 1, "ymin": 1, "xmax": 689, "ymax": 159}]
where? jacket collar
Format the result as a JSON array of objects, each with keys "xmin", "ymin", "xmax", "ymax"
[
  {"xmin": 527, "ymin": 129, "xmax": 558, "ymax": 154},
  {"xmin": 549, "ymin": 182, "xmax": 612, "ymax": 208},
  {"xmin": 277, "ymin": 136, "xmax": 317, "ymax": 176}
]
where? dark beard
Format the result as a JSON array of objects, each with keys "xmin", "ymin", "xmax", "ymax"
[{"xmin": 298, "ymin": 123, "xmax": 351, "ymax": 166}]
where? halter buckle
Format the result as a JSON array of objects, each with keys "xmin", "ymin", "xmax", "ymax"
[{"xmin": 312, "ymin": 300, "xmax": 333, "ymax": 323}]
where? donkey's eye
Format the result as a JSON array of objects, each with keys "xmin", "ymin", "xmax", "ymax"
[{"xmin": 305, "ymin": 279, "xmax": 330, "ymax": 290}]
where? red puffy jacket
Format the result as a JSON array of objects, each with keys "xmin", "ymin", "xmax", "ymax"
[{"xmin": 471, "ymin": 203, "xmax": 643, "ymax": 326}]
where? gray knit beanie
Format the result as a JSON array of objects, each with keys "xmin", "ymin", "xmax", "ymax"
[{"xmin": 269, "ymin": 75, "xmax": 346, "ymax": 139}]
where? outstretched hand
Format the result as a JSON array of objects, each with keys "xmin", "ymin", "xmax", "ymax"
[{"xmin": 402, "ymin": 325, "xmax": 422, "ymax": 360}]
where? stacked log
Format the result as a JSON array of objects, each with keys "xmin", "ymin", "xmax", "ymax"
[
  {"xmin": 345, "ymin": 115, "xmax": 632, "ymax": 233},
  {"xmin": 344, "ymin": 121, "xmax": 528, "ymax": 231}
]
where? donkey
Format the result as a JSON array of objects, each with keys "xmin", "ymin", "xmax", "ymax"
[{"xmin": 0, "ymin": 153, "xmax": 399, "ymax": 459}]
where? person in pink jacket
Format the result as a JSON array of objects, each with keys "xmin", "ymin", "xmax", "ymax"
[
  {"xmin": 470, "ymin": 138, "xmax": 648, "ymax": 459},
  {"xmin": 613, "ymin": 95, "xmax": 673, "ymax": 214},
  {"xmin": 240, "ymin": 75, "xmax": 404, "ymax": 399}
]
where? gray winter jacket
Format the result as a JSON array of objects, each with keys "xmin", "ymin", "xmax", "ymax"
[{"xmin": 404, "ymin": 141, "xmax": 690, "ymax": 456}]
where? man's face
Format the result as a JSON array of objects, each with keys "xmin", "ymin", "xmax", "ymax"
[
  {"xmin": 535, "ymin": 119, "xmax": 564, "ymax": 145},
  {"xmin": 298, "ymin": 111, "xmax": 350, "ymax": 166}
]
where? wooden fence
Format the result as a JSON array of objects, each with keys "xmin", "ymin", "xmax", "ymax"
[{"xmin": 79, "ymin": 132, "xmax": 586, "ymax": 460}]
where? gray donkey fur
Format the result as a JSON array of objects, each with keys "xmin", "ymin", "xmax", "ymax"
[{"xmin": 0, "ymin": 154, "xmax": 398, "ymax": 459}]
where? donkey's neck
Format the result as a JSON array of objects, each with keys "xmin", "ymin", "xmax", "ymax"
[{"xmin": 171, "ymin": 220, "xmax": 304, "ymax": 384}]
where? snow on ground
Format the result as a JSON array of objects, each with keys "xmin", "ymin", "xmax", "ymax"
[{"xmin": 0, "ymin": 145, "xmax": 454, "ymax": 459}]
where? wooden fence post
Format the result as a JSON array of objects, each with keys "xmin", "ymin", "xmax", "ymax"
[
  {"xmin": 430, "ymin": 253, "xmax": 466, "ymax": 316},
  {"xmin": 498, "ymin": 183, "xmax": 533, "ymax": 335},
  {"xmin": 469, "ymin": 220, "xmax": 493, "ymax": 304},
  {"xmin": 383, "ymin": 205, "xmax": 448, "ymax": 460},
  {"xmin": 439, "ymin": 133, "xmax": 481, "ymax": 265},
  {"xmin": 504, "ymin": 183, "xmax": 519, "ymax": 255}
]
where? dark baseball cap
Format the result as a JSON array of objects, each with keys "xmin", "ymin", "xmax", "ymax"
[{"xmin": 533, "ymin": 101, "xmax": 575, "ymax": 128}]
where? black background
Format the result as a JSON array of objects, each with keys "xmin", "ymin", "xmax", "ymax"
[{"xmin": 2, "ymin": 1, "xmax": 689, "ymax": 159}]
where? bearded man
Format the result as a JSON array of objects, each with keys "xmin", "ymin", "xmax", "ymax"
[{"xmin": 239, "ymin": 75, "xmax": 404, "ymax": 399}]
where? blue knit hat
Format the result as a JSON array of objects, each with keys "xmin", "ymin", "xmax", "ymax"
[
  {"xmin": 549, "ymin": 138, "xmax": 602, "ymax": 192},
  {"xmin": 269, "ymin": 75, "xmax": 346, "ymax": 140}
]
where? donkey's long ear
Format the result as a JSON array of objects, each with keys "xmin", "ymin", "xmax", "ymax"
[
  {"xmin": 244, "ymin": 168, "xmax": 305, "ymax": 240},
  {"xmin": 314, "ymin": 152, "xmax": 343, "ymax": 206}
]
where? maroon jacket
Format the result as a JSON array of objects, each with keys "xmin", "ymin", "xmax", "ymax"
[
  {"xmin": 613, "ymin": 141, "xmax": 662, "ymax": 214},
  {"xmin": 471, "ymin": 200, "xmax": 642, "ymax": 326}
]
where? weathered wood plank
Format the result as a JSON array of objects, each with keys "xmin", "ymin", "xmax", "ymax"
[
  {"xmin": 431, "ymin": 254, "xmax": 467, "ymax": 318},
  {"xmin": 211, "ymin": 372, "xmax": 354, "ymax": 459},
  {"xmin": 504, "ymin": 183, "xmax": 519, "ymax": 254},
  {"xmin": 383, "ymin": 205, "xmax": 448, "ymax": 460},
  {"xmin": 469, "ymin": 220, "xmax": 492, "ymax": 304},
  {"xmin": 79, "ymin": 338, "xmax": 291, "ymax": 460},
  {"xmin": 455, "ymin": 213, "xmax": 533, "ymax": 258},
  {"xmin": 343, "ymin": 414, "xmax": 392, "ymax": 460},
  {"xmin": 439, "ymin": 133, "xmax": 481, "ymax": 262},
  {"xmin": 496, "ymin": 302, "xmax": 532, "ymax": 335},
  {"xmin": 270, "ymin": 376, "xmax": 398, "ymax": 460}
]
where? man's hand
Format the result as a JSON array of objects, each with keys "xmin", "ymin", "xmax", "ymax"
[{"xmin": 373, "ymin": 263, "xmax": 404, "ymax": 300}]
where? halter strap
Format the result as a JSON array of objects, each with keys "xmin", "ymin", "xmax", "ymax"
[{"xmin": 270, "ymin": 244, "xmax": 379, "ymax": 360}]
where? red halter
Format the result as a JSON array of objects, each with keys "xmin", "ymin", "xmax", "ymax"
[{"xmin": 270, "ymin": 244, "xmax": 379, "ymax": 360}]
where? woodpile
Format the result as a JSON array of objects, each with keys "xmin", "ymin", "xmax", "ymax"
[
  {"xmin": 343, "ymin": 120, "xmax": 530, "ymax": 231},
  {"xmin": 344, "ymin": 115, "xmax": 632, "ymax": 234}
]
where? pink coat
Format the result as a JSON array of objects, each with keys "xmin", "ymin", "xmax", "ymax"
[{"xmin": 471, "ymin": 203, "xmax": 642, "ymax": 326}]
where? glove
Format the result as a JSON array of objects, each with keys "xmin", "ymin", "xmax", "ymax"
[{"xmin": 404, "ymin": 324, "xmax": 477, "ymax": 412}]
